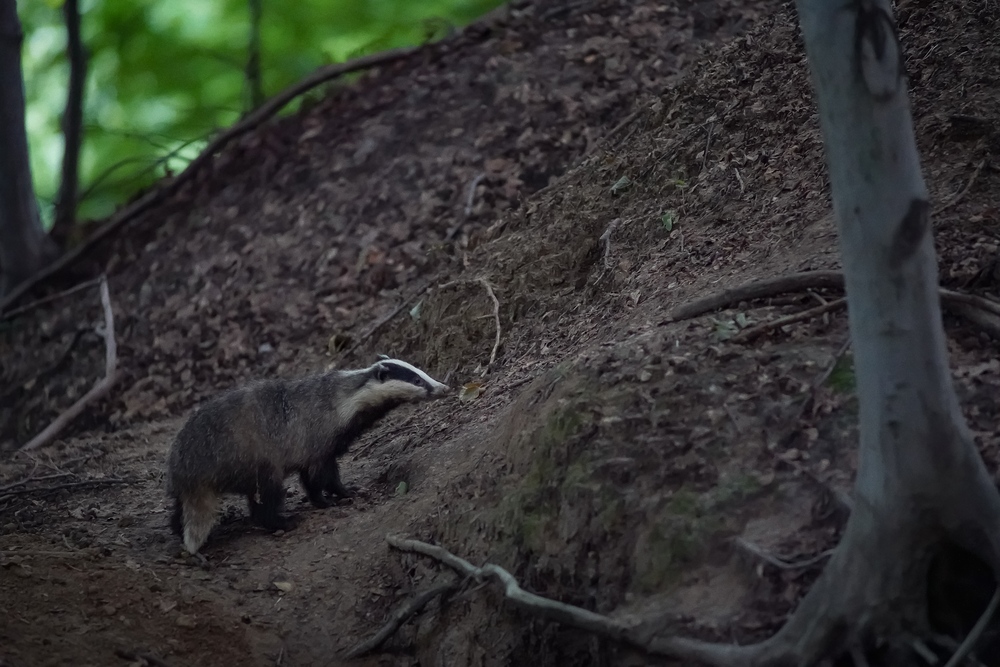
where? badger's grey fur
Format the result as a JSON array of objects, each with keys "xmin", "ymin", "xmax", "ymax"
[{"xmin": 166, "ymin": 357, "xmax": 449, "ymax": 554}]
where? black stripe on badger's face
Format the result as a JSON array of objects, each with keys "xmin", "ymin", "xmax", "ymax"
[{"xmin": 372, "ymin": 359, "xmax": 449, "ymax": 397}]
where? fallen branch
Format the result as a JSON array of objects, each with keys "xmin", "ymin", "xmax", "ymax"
[
  {"xmin": 344, "ymin": 580, "xmax": 459, "ymax": 658},
  {"xmin": 730, "ymin": 298, "xmax": 846, "ymax": 343},
  {"xmin": 114, "ymin": 648, "xmax": 175, "ymax": 667},
  {"xmin": 0, "ymin": 46, "xmax": 420, "ymax": 316},
  {"xmin": 20, "ymin": 276, "xmax": 117, "ymax": 451},
  {"xmin": 665, "ymin": 270, "xmax": 1000, "ymax": 338},
  {"xmin": 386, "ymin": 535, "xmax": 759, "ymax": 665}
]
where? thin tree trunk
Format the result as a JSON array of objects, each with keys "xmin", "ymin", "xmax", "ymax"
[
  {"xmin": 0, "ymin": 0, "xmax": 55, "ymax": 294},
  {"xmin": 246, "ymin": 0, "xmax": 263, "ymax": 110},
  {"xmin": 52, "ymin": 0, "xmax": 87, "ymax": 247}
]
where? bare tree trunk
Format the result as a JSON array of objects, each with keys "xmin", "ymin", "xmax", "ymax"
[
  {"xmin": 51, "ymin": 0, "xmax": 87, "ymax": 247},
  {"xmin": 0, "ymin": 0, "xmax": 55, "ymax": 295},
  {"xmin": 737, "ymin": 1, "xmax": 1000, "ymax": 662}
]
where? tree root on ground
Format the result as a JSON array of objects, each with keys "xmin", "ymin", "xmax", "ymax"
[
  {"xmin": 664, "ymin": 270, "xmax": 1000, "ymax": 339},
  {"xmin": 375, "ymin": 495, "xmax": 1000, "ymax": 667}
]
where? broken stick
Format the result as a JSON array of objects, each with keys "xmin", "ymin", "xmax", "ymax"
[{"xmin": 20, "ymin": 276, "xmax": 117, "ymax": 452}]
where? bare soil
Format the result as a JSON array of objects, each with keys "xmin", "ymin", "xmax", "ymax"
[{"xmin": 3, "ymin": 0, "xmax": 1000, "ymax": 665}]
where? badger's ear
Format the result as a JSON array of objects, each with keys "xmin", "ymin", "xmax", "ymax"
[
  {"xmin": 377, "ymin": 354, "xmax": 391, "ymax": 361},
  {"xmin": 374, "ymin": 361, "xmax": 390, "ymax": 382}
]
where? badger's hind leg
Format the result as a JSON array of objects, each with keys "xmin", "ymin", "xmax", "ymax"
[
  {"xmin": 248, "ymin": 465, "xmax": 299, "ymax": 532},
  {"xmin": 180, "ymin": 490, "xmax": 220, "ymax": 555},
  {"xmin": 299, "ymin": 468, "xmax": 330, "ymax": 509},
  {"xmin": 321, "ymin": 456, "xmax": 354, "ymax": 499},
  {"xmin": 170, "ymin": 497, "xmax": 184, "ymax": 536}
]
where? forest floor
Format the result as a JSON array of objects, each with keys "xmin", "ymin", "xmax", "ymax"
[{"xmin": 3, "ymin": 0, "xmax": 1000, "ymax": 665}]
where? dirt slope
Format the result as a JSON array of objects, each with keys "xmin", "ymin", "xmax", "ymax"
[{"xmin": 3, "ymin": 0, "xmax": 1000, "ymax": 665}]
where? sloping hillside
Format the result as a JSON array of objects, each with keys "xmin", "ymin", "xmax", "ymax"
[{"xmin": 2, "ymin": 0, "xmax": 1000, "ymax": 665}]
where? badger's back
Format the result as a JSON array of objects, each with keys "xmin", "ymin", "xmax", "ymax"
[{"xmin": 167, "ymin": 379, "xmax": 296, "ymax": 497}]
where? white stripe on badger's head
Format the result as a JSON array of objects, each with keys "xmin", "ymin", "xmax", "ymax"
[
  {"xmin": 336, "ymin": 358, "xmax": 450, "ymax": 423},
  {"xmin": 370, "ymin": 358, "xmax": 449, "ymax": 397}
]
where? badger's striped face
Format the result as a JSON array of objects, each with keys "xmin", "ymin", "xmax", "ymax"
[{"xmin": 370, "ymin": 358, "xmax": 449, "ymax": 399}]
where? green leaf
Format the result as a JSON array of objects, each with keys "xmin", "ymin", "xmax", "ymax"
[{"xmin": 610, "ymin": 175, "xmax": 632, "ymax": 195}]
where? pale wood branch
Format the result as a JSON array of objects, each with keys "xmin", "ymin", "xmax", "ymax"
[{"xmin": 20, "ymin": 275, "xmax": 117, "ymax": 451}]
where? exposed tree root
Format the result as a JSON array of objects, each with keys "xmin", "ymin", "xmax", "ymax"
[
  {"xmin": 344, "ymin": 579, "xmax": 458, "ymax": 658},
  {"xmin": 943, "ymin": 587, "xmax": 1000, "ymax": 667},
  {"xmin": 733, "ymin": 537, "xmax": 834, "ymax": 571},
  {"xmin": 386, "ymin": 535, "xmax": 765, "ymax": 666},
  {"xmin": 21, "ymin": 276, "xmax": 117, "ymax": 451},
  {"xmin": 665, "ymin": 270, "xmax": 1000, "ymax": 338}
]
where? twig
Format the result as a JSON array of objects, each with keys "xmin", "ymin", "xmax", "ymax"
[
  {"xmin": 386, "ymin": 535, "xmax": 759, "ymax": 664},
  {"xmin": 583, "ymin": 109, "xmax": 641, "ymax": 158},
  {"xmin": 730, "ymin": 298, "xmax": 847, "ymax": 343},
  {"xmin": 464, "ymin": 172, "xmax": 486, "ymax": 217},
  {"xmin": 0, "ymin": 46, "xmax": 420, "ymax": 316},
  {"xmin": 114, "ymin": 648, "xmax": 176, "ymax": 667},
  {"xmin": 344, "ymin": 580, "xmax": 459, "ymax": 658},
  {"xmin": 934, "ymin": 159, "xmax": 986, "ymax": 216},
  {"xmin": 0, "ymin": 471, "xmax": 73, "ymax": 493},
  {"xmin": 733, "ymin": 537, "xmax": 834, "ymax": 571},
  {"xmin": 665, "ymin": 270, "xmax": 1000, "ymax": 338},
  {"xmin": 477, "ymin": 278, "xmax": 502, "ymax": 368},
  {"xmin": 701, "ymin": 121, "xmax": 715, "ymax": 173},
  {"xmin": 943, "ymin": 586, "xmax": 1000, "ymax": 667},
  {"xmin": 599, "ymin": 218, "xmax": 621, "ymax": 271},
  {"xmin": 20, "ymin": 276, "xmax": 117, "ymax": 451},
  {"xmin": 0, "ymin": 276, "xmax": 101, "ymax": 321},
  {"xmin": 0, "ymin": 478, "xmax": 131, "ymax": 502},
  {"xmin": 340, "ymin": 280, "xmax": 431, "ymax": 358}
]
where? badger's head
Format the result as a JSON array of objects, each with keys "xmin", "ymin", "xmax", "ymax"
[{"xmin": 362, "ymin": 356, "xmax": 450, "ymax": 403}]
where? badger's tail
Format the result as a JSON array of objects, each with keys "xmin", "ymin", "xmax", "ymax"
[{"xmin": 174, "ymin": 489, "xmax": 220, "ymax": 555}]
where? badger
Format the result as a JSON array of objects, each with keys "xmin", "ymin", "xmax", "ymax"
[{"xmin": 166, "ymin": 356, "xmax": 449, "ymax": 555}]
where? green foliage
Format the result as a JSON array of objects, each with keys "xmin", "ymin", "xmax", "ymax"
[{"xmin": 19, "ymin": 0, "xmax": 505, "ymax": 227}]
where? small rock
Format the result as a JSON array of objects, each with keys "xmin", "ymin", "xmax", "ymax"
[{"xmin": 175, "ymin": 614, "xmax": 196, "ymax": 628}]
